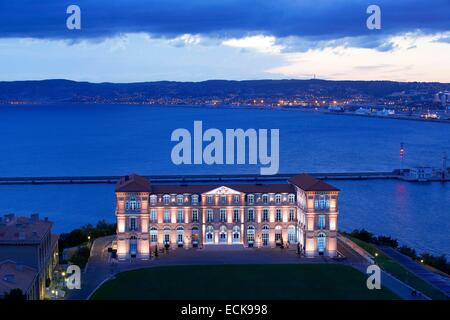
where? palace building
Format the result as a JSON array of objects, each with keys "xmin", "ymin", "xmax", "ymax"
[{"xmin": 115, "ymin": 173, "xmax": 340, "ymax": 260}]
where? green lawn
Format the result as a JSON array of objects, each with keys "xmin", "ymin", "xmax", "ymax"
[
  {"xmin": 91, "ymin": 264, "xmax": 398, "ymax": 300},
  {"xmin": 348, "ymin": 237, "xmax": 448, "ymax": 300}
]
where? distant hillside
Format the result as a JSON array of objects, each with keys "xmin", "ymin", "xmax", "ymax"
[{"xmin": 0, "ymin": 79, "xmax": 448, "ymax": 104}]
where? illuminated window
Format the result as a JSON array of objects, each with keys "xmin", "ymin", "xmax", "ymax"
[
  {"xmin": 219, "ymin": 225, "xmax": 227, "ymax": 243},
  {"xmin": 318, "ymin": 233, "xmax": 326, "ymax": 253},
  {"xmin": 176, "ymin": 226, "xmax": 184, "ymax": 244},
  {"xmin": 275, "ymin": 208, "xmax": 282, "ymax": 222},
  {"xmin": 220, "ymin": 208, "xmax": 226, "ymax": 222},
  {"xmin": 262, "ymin": 225, "xmax": 269, "ymax": 246},
  {"xmin": 163, "ymin": 210, "xmax": 170, "ymax": 223},
  {"xmin": 177, "ymin": 209, "xmax": 184, "ymax": 223},
  {"xmin": 275, "ymin": 225, "xmax": 282, "ymax": 242},
  {"xmin": 262, "ymin": 194, "xmax": 269, "ymax": 204},
  {"xmin": 207, "ymin": 209, "xmax": 213, "ymax": 222},
  {"xmin": 150, "ymin": 195, "xmax": 157, "ymax": 205},
  {"xmin": 289, "ymin": 208, "xmax": 295, "ymax": 221},
  {"xmin": 150, "ymin": 209, "xmax": 157, "ymax": 223},
  {"xmin": 163, "ymin": 195, "xmax": 170, "ymax": 205},
  {"xmin": 130, "ymin": 217, "xmax": 137, "ymax": 231},
  {"xmin": 262, "ymin": 208, "xmax": 269, "ymax": 222},
  {"xmin": 150, "ymin": 227, "xmax": 158, "ymax": 243},
  {"xmin": 233, "ymin": 208, "xmax": 240, "ymax": 222},
  {"xmin": 247, "ymin": 208, "xmax": 255, "ymax": 222},
  {"xmin": 177, "ymin": 195, "xmax": 184, "ymax": 205},
  {"xmin": 192, "ymin": 195, "xmax": 199, "ymax": 205},
  {"xmin": 288, "ymin": 194, "xmax": 295, "ymax": 204},
  {"xmin": 288, "ymin": 225, "xmax": 296, "ymax": 243},
  {"xmin": 318, "ymin": 215, "xmax": 326, "ymax": 229},
  {"xmin": 314, "ymin": 195, "xmax": 330, "ymax": 210},
  {"xmin": 206, "ymin": 226, "xmax": 214, "ymax": 243},
  {"xmin": 192, "ymin": 209, "xmax": 199, "ymax": 222},
  {"xmin": 247, "ymin": 194, "xmax": 254, "ymax": 204},
  {"xmin": 233, "ymin": 226, "xmax": 240, "ymax": 243},
  {"xmin": 275, "ymin": 194, "xmax": 281, "ymax": 204}
]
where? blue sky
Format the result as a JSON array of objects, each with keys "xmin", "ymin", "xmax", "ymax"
[{"xmin": 0, "ymin": 0, "xmax": 449, "ymax": 82}]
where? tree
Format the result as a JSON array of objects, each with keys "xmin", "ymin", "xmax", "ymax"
[{"xmin": 3, "ymin": 288, "xmax": 26, "ymax": 300}]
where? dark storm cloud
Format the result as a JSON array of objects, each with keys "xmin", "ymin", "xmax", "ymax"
[{"xmin": 0, "ymin": 0, "xmax": 448, "ymax": 47}]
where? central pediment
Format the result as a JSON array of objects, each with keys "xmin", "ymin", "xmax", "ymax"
[{"xmin": 204, "ymin": 186, "xmax": 241, "ymax": 195}]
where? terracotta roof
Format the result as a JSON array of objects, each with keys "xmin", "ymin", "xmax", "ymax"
[
  {"xmin": 289, "ymin": 173, "xmax": 340, "ymax": 192},
  {"xmin": 115, "ymin": 174, "xmax": 151, "ymax": 192},
  {"xmin": 151, "ymin": 183, "xmax": 295, "ymax": 194},
  {"xmin": 0, "ymin": 260, "xmax": 37, "ymax": 297},
  {"xmin": 0, "ymin": 214, "xmax": 52, "ymax": 243}
]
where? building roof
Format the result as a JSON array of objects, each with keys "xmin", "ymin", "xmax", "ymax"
[
  {"xmin": 0, "ymin": 260, "xmax": 37, "ymax": 297},
  {"xmin": 151, "ymin": 183, "xmax": 295, "ymax": 194},
  {"xmin": 289, "ymin": 173, "xmax": 340, "ymax": 192},
  {"xmin": 0, "ymin": 214, "xmax": 52, "ymax": 244},
  {"xmin": 115, "ymin": 174, "xmax": 152, "ymax": 192}
]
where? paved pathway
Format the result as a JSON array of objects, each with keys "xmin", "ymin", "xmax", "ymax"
[
  {"xmin": 66, "ymin": 236, "xmax": 429, "ymax": 300},
  {"xmin": 380, "ymin": 246, "xmax": 450, "ymax": 297}
]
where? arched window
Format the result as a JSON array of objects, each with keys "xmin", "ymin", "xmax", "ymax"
[
  {"xmin": 275, "ymin": 194, "xmax": 282, "ymax": 204},
  {"xmin": 262, "ymin": 194, "xmax": 269, "ymax": 204},
  {"xmin": 317, "ymin": 232, "xmax": 326, "ymax": 253},
  {"xmin": 150, "ymin": 195, "xmax": 157, "ymax": 205},
  {"xmin": 192, "ymin": 226, "xmax": 200, "ymax": 245},
  {"xmin": 275, "ymin": 225, "xmax": 282, "ymax": 243},
  {"xmin": 150, "ymin": 227, "xmax": 158, "ymax": 243},
  {"xmin": 177, "ymin": 195, "xmax": 184, "ymax": 205},
  {"xmin": 176, "ymin": 226, "xmax": 184, "ymax": 245},
  {"xmin": 163, "ymin": 194, "xmax": 170, "ymax": 205},
  {"xmin": 206, "ymin": 226, "xmax": 214, "ymax": 243},
  {"xmin": 163, "ymin": 227, "xmax": 171, "ymax": 244},
  {"xmin": 262, "ymin": 225, "xmax": 269, "ymax": 246},
  {"xmin": 232, "ymin": 226, "xmax": 240, "ymax": 243},
  {"xmin": 247, "ymin": 194, "xmax": 254, "ymax": 204},
  {"xmin": 288, "ymin": 194, "xmax": 295, "ymax": 204},
  {"xmin": 219, "ymin": 225, "xmax": 227, "ymax": 243},
  {"xmin": 247, "ymin": 225, "xmax": 255, "ymax": 244}
]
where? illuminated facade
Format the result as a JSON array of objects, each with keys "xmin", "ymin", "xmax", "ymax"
[{"xmin": 115, "ymin": 174, "xmax": 339, "ymax": 260}]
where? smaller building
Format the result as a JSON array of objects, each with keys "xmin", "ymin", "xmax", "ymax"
[
  {"xmin": 0, "ymin": 260, "xmax": 38, "ymax": 300},
  {"xmin": 0, "ymin": 213, "xmax": 59, "ymax": 299}
]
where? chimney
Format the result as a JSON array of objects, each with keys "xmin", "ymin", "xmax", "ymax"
[{"xmin": 31, "ymin": 213, "xmax": 39, "ymax": 221}]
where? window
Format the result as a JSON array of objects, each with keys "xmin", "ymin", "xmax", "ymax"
[
  {"xmin": 262, "ymin": 208, "xmax": 269, "ymax": 222},
  {"xmin": 233, "ymin": 208, "xmax": 240, "ymax": 222},
  {"xmin": 150, "ymin": 227, "xmax": 158, "ymax": 243},
  {"xmin": 288, "ymin": 194, "xmax": 295, "ymax": 204},
  {"xmin": 150, "ymin": 209, "xmax": 157, "ymax": 223},
  {"xmin": 318, "ymin": 215, "xmax": 326, "ymax": 229},
  {"xmin": 220, "ymin": 195, "xmax": 227, "ymax": 204},
  {"xmin": 192, "ymin": 195, "xmax": 199, "ymax": 205},
  {"xmin": 128, "ymin": 196, "xmax": 140, "ymax": 211},
  {"xmin": 233, "ymin": 195, "xmax": 240, "ymax": 204},
  {"xmin": 247, "ymin": 225, "xmax": 255, "ymax": 243},
  {"xmin": 289, "ymin": 208, "xmax": 295, "ymax": 222},
  {"xmin": 206, "ymin": 226, "xmax": 214, "ymax": 243},
  {"xmin": 276, "ymin": 208, "xmax": 282, "ymax": 222},
  {"xmin": 219, "ymin": 225, "xmax": 227, "ymax": 243},
  {"xmin": 275, "ymin": 194, "xmax": 281, "ymax": 204},
  {"xmin": 317, "ymin": 233, "xmax": 326, "ymax": 253},
  {"xmin": 176, "ymin": 226, "xmax": 184, "ymax": 244},
  {"xmin": 314, "ymin": 194, "xmax": 330, "ymax": 210},
  {"xmin": 164, "ymin": 228, "xmax": 170, "ymax": 244},
  {"xmin": 192, "ymin": 209, "xmax": 199, "ymax": 222},
  {"xmin": 247, "ymin": 194, "xmax": 254, "ymax": 204},
  {"xmin": 207, "ymin": 209, "xmax": 213, "ymax": 222},
  {"xmin": 247, "ymin": 208, "xmax": 255, "ymax": 222},
  {"xmin": 233, "ymin": 226, "xmax": 240, "ymax": 243},
  {"xmin": 177, "ymin": 195, "xmax": 184, "ymax": 205},
  {"xmin": 262, "ymin": 194, "xmax": 269, "ymax": 204},
  {"xmin": 207, "ymin": 195, "xmax": 213, "ymax": 204},
  {"xmin": 163, "ymin": 210, "xmax": 170, "ymax": 223},
  {"xmin": 220, "ymin": 208, "xmax": 227, "ymax": 222},
  {"xmin": 288, "ymin": 225, "xmax": 296, "ymax": 243},
  {"xmin": 262, "ymin": 225, "xmax": 269, "ymax": 246},
  {"xmin": 275, "ymin": 226, "xmax": 282, "ymax": 242},
  {"xmin": 130, "ymin": 217, "xmax": 137, "ymax": 231},
  {"xmin": 150, "ymin": 195, "xmax": 157, "ymax": 205},
  {"xmin": 163, "ymin": 195, "xmax": 170, "ymax": 205},
  {"xmin": 177, "ymin": 209, "xmax": 184, "ymax": 223}
]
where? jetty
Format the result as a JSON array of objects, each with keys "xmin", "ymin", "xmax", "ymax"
[{"xmin": 0, "ymin": 168, "xmax": 448, "ymax": 185}]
